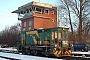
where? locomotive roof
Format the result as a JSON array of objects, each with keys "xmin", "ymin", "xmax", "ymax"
[{"xmin": 25, "ymin": 27, "xmax": 69, "ymax": 32}]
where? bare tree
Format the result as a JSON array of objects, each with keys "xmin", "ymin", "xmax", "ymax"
[
  {"xmin": 0, "ymin": 23, "xmax": 21, "ymax": 46},
  {"xmin": 57, "ymin": 0, "xmax": 90, "ymax": 43},
  {"xmin": 57, "ymin": 0, "xmax": 74, "ymax": 43}
]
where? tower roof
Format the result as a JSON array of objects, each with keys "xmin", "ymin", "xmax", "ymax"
[{"xmin": 12, "ymin": 1, "xmax": 55, "ymax": 13}]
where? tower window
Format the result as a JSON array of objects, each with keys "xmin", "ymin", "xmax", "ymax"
[
  {"xmin": 52, "ymin": 19, "xmax": 54, "ymax": 22},
  {"xmin": 26, "ymin": 9, "xmax": 29, "ymax": 13},
  {"xmin": 32, "ymin": 7, "xmax": 35, "ymax": 11},
  {"xmin": 21, "ymin": 11, "xmax": 23, "ymax": 14},
  {"xmin": 24, "ymin": 22, "xmax": 26, "ymax": 27},
  {"xmin": 23, "ymin": 10, "xmax": 26, "ymax": 14},
  {"xmin": 36, "ymin": 8, "xmax": 41, "ymax": 12},
  {"xmin": 52, "ymin": 11, "xmax": 54, "ymax": 14},
  {"xmin": 30, "ymin": 8, "xmax": 32, "ymax": 12},
  {"xmin": 29, "ymin": 20, "xmax": 32, "ymax": 26},
  {"xmin": 45, "ymin": 9, "xmax": 49, "ymax": 14},
  {"xmin": 42, "ymin": 9, "xmax": 44, "ymax": 14}
]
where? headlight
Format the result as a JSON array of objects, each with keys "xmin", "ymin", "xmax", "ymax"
[
  {"xmin": 13, "ymin": 49, "xmax": 17, "ymax": 51},
  {"xmin": 71, "ymin": 44, "xmax": 73, "ymax": 47},
  {"xmin": 55, "ymin": 44, "xmax": 57, "ymax": 47}
]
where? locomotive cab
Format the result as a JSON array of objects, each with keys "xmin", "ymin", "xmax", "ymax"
[{"xmin": 50, "ymin": 27, "xmax": 72, "ymax": 57}]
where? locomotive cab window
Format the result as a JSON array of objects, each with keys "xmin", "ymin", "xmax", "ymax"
[
  {"xmin": 61, "ymin": 30, "xmax": 68, "ymax": 39},
  {"xmin": 21, "ymin": 34, "xmax": 25, "ymax": 45},
  {"xmin": 58, "ymin": 32, "xmax": 61, "ymax": 40},
  {"xmin": 55, "ymin": 31, "xmax": 57, "ymax": 38},
  {"xmin": 51, "ymin": 32, "xmax": 55, "ymax": 40},
  {"xmin": 51, "ymin": 31, "xmax": 58, "ymax": 44}
]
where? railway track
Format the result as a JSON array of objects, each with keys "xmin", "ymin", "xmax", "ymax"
[
  {"xmin": 0, "ymin": 51, "xmax": 90, "ymax": 60},
  {"xmin": 0, "ymin": 56, "xmax": 20, "ymax": 60},
  {"xmin": 60, "ymin": 51, "xmax": 90, "ymax": 60},
  {"xmin": 18, "ymin": 53, "xmax": 90, "ymax": 60},
  {"xmin": 35, "ymin": 51, "xmax": 90, "ymax": 60},
  {"xmin": 0, "ymin": 55, "xmax": 90, "ymax": 60},
  {"xmin": 58, "ymin": 56, "xmax": 90, "ymax": 60}
]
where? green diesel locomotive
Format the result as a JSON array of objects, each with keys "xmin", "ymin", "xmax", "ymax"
[{"xmin": 20, "ymin": 27, "xmax": 72, "ymax": 57}]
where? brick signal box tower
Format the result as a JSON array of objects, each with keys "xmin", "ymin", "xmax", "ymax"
[{"xmin": 12, "ymin": 1, "xmax": 57, "ymax": 31}]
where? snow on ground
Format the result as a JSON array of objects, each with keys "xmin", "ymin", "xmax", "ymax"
[
  {"xmin": 71, "ymin": 51, "xmax": 90, "ymax": 58},
  {"xmin": 72, "ymin": 51, "xmax": 90, "ymax": 54},
  {"xmin": 0, "ymin": 57, "xmax": 9, "ymax": 60},
  {"xmin": 0, "ymin": 48, "xmax": 90, "ymax": 60},
  {"xmin": 0, "ymin": 47, "xmax": 17, "ymax": 52},
  {"xmin": 0, "ymin": 52, "xmax": 62, "ymax": 60}
]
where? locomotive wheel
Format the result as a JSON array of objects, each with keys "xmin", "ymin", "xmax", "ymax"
[
  {"xmin": 53, "ymin": 48, "xmax": 61, "ymax": 57},
  {"xmin": 30, "ymin": 50, "xmax": 33, "ymax": 54},
  {"xmin": 25, "ymin": 48, "xmax": 30, "ymax": 54},
  {"xmin": 44, "ymin": 51, "xmax": 48, "ymax": 56},
  {"xmin": 42, "ymin": 50, "xmax": 48, "ymax": 56},
  {"xmin": 33, "ymin": 50, "xmax": 37, "ymax": 55}
]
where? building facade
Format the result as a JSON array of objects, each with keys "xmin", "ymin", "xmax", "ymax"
[{"xmin": 12, "ymin": 1, "xmax": 57, "ymax": 31}]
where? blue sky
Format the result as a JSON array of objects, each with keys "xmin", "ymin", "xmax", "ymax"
[{"xmin": 0, "ymin": 0, "xmax": 57, "ymax": 31}]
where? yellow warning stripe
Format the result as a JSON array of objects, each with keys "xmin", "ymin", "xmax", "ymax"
[
  {"xmin": 57, "ymin": 50, "xmax": 61, "ymax": 55},
  {"xmin": 53, "ymin": 48, "xmax": 61, "ymax": 57}
]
